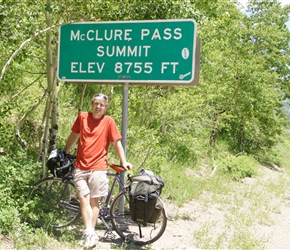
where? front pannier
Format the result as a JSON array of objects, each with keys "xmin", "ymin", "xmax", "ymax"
[{"xmin": 47, "ymin": 148, "xmax": 72, "ymax": 178}]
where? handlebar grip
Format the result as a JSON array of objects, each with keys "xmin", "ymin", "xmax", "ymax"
[
  {"xmin": 67, "ymin": 154, "xmax": 76, "ymax": 160},
  {"xmin": 56, "ymin": 161, "xmax": 72, "ymax": 171}
]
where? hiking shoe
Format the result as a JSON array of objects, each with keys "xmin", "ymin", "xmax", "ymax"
[
  {"xmin": 79, "ymin": 230, "xmax": 98, "ymax": 248},
  {"xmin": 84, "ymin": 233, "xmax": 98, "ymax": 249},
  {"xmin": 78, "ymin": 232, "xmax": 90, "ymax": 247}
]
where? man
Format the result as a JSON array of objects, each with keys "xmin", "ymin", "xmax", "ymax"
[{"xmin": 64, "ymin": 93, "xmax": 132, "ymax": 248}]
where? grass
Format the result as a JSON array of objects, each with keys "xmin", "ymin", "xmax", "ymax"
[
  {"xmin": 191, "ymin": 164, "xmax": 290, "ymax": 249},
  {"xmin": 2, "ymin": 168, "xmax": 289, "ymax": 249},
  {"xmin": 182, "ymin": 131, "xmax": 290, "ymax": 249},
  {"xmin": 2, "ymin": 132, "xmax": 290, "ymax": 249}
]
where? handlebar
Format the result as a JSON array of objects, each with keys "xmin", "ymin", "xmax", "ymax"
[
  {"xmin": 54, "ymin": 155, "xmax": 126, "ymax": 173},
  {"xmin": 67, "ymin": 154, "xmax": 76, "ymax": 160},
  {"xmin": 56, "ymin": 161, "xmax": 71, "ymax": 171},
  {"xmin": 56, "ymin": 154, "xmax": 76, "ymax": 171}
]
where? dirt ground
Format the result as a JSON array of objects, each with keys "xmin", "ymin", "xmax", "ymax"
[{"xmin": 1, "ymin": 166, "xmax": 290, "ymax": 249}]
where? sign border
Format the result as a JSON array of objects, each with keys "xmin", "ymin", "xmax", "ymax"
[{"xmin": 57, "ymin": 19, "xmax": 198, "ymax": 85}]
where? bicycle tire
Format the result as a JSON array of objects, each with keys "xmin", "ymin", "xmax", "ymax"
[
  {"xmin": 28, "ymin": 177, "xmax": 80, "ymax": 228},
  {"xmin": 110, "ymin": 191, "xmax": 167, "ymax": 246}
]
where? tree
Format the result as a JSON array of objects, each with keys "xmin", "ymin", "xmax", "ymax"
[
  {"xmin": 0, "ymin": 0, "xmax": 289, "ymax": 171},
  {"xmin": 194, "ymin": 0, "xmax": 290, "ymax": 154}
]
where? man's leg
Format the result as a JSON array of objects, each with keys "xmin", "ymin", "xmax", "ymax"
[
  {"xmin": 79, "ymin": 194, "xmax": 94, "ymax": 229},
  {"xmin": 79, "ymin": 194, "xmax": 97, "ymax": 248},
  {"xmin": 78, "ymin": 170, "xmax": 107, "ymax": 247},
  {"xmin": 74, "ymin": 170, "xmax": 97, "ymax": 248},
  {"xmin": 90, "ymin": 197, "xmax": 100, "ymax": 228},
  {"xmin": 89, "ymin": 171, "xmax": 108, "ymax": 228}
]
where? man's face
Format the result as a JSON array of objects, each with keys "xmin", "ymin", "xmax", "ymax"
[{"xmin": 91, "ymin": 97, "xmax": 108, "ymax": 118}]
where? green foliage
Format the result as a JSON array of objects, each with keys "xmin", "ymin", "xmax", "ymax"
[
  {"xmin": 269, "ymin": 130, "xmax": 290, "ymax": 170},
  {"xmin": 1, "ymin": 0, "xmax": 289, "ymax": 161},
  {"xmin": 163, "ymin": 162, "xmax": 206, "ymax": 205},
  {"xmin": 217, "ymin": 153, "xmax": 258, "ymax": 180},
  {"xmin": 198, "ymin": 0, "xmax": 290, "ymax": 153},
  {"xmin": 0, "ymin": 100, "xmax": 16, "ymax": 152},
  {"xmin": 0, "ymin": 0, "xmax": 290, "ymax": 248},
  {"xmin": 0, "ymin": 153, "xmax": 41, "ymax": 234}
]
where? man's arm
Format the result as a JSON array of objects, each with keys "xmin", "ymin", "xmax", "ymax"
[
  {"xmin": 113, "ymin": 139, "xmax": 132, "ymax": 170},
  {"xmin": 64, "ymin": 132, "xmax": 80, "ymax": 153}
]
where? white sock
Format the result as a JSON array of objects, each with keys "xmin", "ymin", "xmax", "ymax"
[{"xmin": 84, "ymin": 228, "xmax": 94, "ymax": 235}]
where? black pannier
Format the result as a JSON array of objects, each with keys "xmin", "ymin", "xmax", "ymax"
[
  {"xmin": 47, "ymin": 148, "xmax": 72, "ymax": 178},
  {"xmin": 128, "ymin": 169, "xmax": 165, "ymax": 225}
]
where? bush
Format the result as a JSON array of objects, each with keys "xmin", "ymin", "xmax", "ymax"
[
  {"xmin": 217, "ymin": 154, "xmax": 258, "ymax": 180},
  {"xmin": 0, "ymin": 153, "xmax": 41, "ymax": 234}
]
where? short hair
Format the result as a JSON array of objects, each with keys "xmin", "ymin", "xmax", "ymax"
[{"xmin": 92, "ymin": 93, "xmax": 109, "ymax": 106}]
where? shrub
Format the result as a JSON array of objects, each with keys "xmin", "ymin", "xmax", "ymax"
[
  {"xmin": 217, "ymin": 154, "xmax": 258, "ymax": 180},
  {"xmin": 0, "ymin": 154, "xmax": 41, "ymax": 234}
]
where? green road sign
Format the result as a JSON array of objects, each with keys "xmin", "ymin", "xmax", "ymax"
[{"xmin": 57, "ymin": 19, "xmax": 198, "ymax": 85}]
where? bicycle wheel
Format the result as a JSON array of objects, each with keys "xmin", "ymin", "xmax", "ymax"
[
  {"xmin": 110, "ymin": 191, "xmax": 167, "ymax": 246},
  {"xmin": 28, "ymin": 177, "xmax": 80, "ymax": 228}
]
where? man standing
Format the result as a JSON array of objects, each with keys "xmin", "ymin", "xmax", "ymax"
[{"xmin": 64, "ymin": 93, "xmax": 132, "ymax": 248}]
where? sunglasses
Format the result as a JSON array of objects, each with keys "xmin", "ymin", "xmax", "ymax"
[{"xmin": 94, "ymin": 93, "xmax": 108, "ymax": 100}]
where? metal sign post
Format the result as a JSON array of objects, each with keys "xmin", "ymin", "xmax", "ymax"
[{"xmin": 120, "ymin": 82, "xmax": 129, "ymax": 186}]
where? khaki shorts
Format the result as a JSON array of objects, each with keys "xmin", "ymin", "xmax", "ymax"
[{"xmin": 73, "ymin": 168, "xmax": 109, "ymax": 198}]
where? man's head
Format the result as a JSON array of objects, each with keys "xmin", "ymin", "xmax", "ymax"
[{"xmin": 91, "ymin": 93, "xmax": 109, "ymax": 118}]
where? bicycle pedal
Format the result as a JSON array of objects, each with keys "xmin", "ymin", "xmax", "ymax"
[{"xmin": 104, "ymin": 230, "xmax": 116, "ymax": 239}]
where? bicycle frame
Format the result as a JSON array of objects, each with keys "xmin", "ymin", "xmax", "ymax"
[
  {"xmin": 57, "ymin": 180, "xmax": 79, "ymax": 214},
  {"xmin": 29, "ymin": 163, "xmax": 167, "ymax": 245},
  {"xmin": 99, "ymin": 172, "xmax": 126, "ymax": 222}
]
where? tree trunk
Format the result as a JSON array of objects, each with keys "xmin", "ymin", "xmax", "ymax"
[
  {"xmin": 238, "ymin": 124, "xmax": 244, "ymax": 152},
  {"xmin": 78, "ymin": 84, "xmax": 87, "ymax": 113},
  {"xmin": 40, "ymin": 0, "xmax": 58, "ymax": 177}
]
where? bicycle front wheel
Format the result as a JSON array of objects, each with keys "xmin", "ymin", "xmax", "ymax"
[
  {"xmin": 110, "ymin": 191, "xmax": 167, "ymax": 246},
  {"xmin": 28, "ymin": 177, "xmax": 80, "ymax": 228}
]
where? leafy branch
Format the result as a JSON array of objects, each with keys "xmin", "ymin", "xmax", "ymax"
[
  {"xmin": 0, "ymin": 26, "xmax": 57, "ymax": 82},
  {"xmin": 0, "ymin": 21, "xmax": 74, "ymax": 82},
  {"xmin": 15, "ymin": 91, "xmax": 47, "ymax": 151}
]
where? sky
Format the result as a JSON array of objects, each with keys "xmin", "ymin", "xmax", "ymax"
[{"xmin": 237, "ymin": 0, "xmax": 290, "ymax": 29}]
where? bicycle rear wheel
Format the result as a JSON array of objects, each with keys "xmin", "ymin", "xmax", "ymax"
[
  {"xmin": 28, "ymin": 177, "xmax": 80, "ymax": 228},
  {"xmin": 110, "ymin": 191, "xmax": 167, "ymax": 246}
]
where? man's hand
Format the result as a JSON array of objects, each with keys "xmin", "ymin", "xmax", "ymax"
[{"xmin": 123, "ymin": 162, "xmax": 133, "ymax": 171}]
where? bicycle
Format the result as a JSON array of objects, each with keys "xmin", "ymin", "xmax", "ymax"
[{"xmin": 28, "ymin": 155, "xmax": 167, "ymax": 246}]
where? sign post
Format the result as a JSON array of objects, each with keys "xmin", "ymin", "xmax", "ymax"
[{"xmin": 57, "ymin": 19, "xmax": 198, "ymax": 85}]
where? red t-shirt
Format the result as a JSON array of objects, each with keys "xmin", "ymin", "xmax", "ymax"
[{"xmin": 71, "ymin": 112, "xmax": 122, "ymax": 171}]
